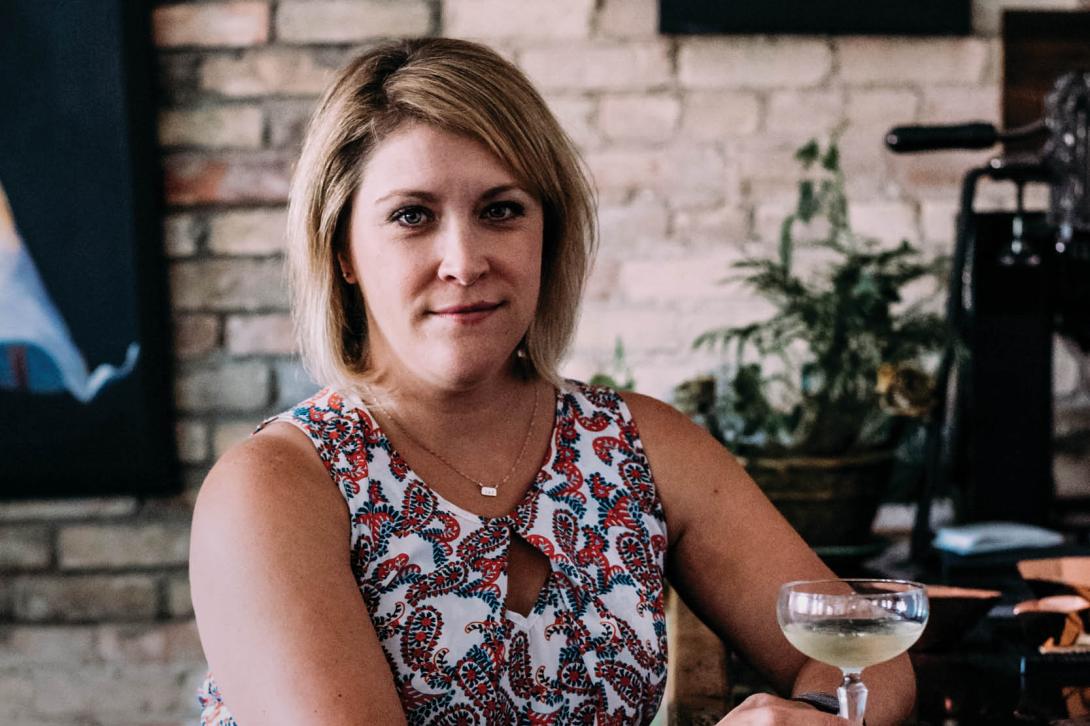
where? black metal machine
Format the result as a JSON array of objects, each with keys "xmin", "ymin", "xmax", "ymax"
[{"xmin": 886, "ymin": 72, "xmax": 1090, "ymax": 558}]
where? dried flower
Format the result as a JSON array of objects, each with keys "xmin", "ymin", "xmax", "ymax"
[{"xmin": 876, "ymin": 362, "xmax": 935, "ymax": 418}]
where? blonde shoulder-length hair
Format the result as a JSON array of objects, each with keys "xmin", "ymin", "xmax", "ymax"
[{"xmin": 287, "ymin": 37, "xmax": 597, "ymax": 392}]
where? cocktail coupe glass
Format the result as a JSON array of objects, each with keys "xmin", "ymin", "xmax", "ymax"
[{"xmin": 777, "ymin": 579, "xmax": 929, "ymax": 724}]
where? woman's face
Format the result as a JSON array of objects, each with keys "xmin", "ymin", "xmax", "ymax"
[{"xmin": 342, "ymin": 123, "xmax": 544, "ymax": 391}]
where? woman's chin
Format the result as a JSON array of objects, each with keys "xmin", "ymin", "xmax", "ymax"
[{"xmin": 418, "ymin": 349, "xmax": 519, "ymax": 390}]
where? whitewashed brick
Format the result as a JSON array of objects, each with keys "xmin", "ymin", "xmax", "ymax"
[
  {"xmin": 154, "ymin": 2, "xmax": 270, "ymax": 48},
  {"xmin": 888, "ymin": 148, "xmax": 993, "ymax": 196},
  {"xmin": 617, "ymin": 252, "xmax": 750, "ymax": 304},
  {"xmin": 0, "ymin": 668, "xmax": 33, "ymax": 714},
  {"xmin": 30, "ymin": 663, "xmax": 197, "ymax": 717},
  {"xmin": 586, "ymin": 144, "xmax": 732, "ymax": 197},
  {"xmin": 754, "ymin": 199, "xmax": 832, "ymax": 245},
  {"xmin": 159, "ymin": 106, "xmax": 264, "ymax": 148},
  {"xmin": 919, "ymin": 85, "xmax": 1001, "ymax": 124},
  {"xmin": 575, "ymin": 305, "xmax": 690, "ymax": 354},
  {"xmin": 837, "ymin": 38, "xmax": 990, "ymax": 84},
  {"xmin": 730, "ymin": 136, "xmax": 813, "ymax": 181},
  {"xmin": 168, "ymin": 576, "xmax": 193, "ymax": 618},
  {"xmin": 444, "ymin": 0, "xmax": 593, "ymax": 39},
  {"xmin": 598, "ymin": 94, "xmax": 680, "ymax": 143},
  {"xmin": 225, "ymin": 313, "xmax": 295, "ymax": 355},
  {"xmin": 163, "ymin": 213, "xmax": 201, "ymax": 257},
  {"xmin": 972, "ymin": 0, "xmax": 1083, "ymax": 35},
  {"xmin": 201, "ymin": 48, "xmax": 342, "ymax": 98},
  {"xmin": 671, "ymin": 206, "xmax": 749, "ymax": 245},
  {"xmin": 766, "ymin": 88, "xmax": 846, "ymax": 137},
  {"xmin": 585, "ymin": 256, "xmax": 621, "ymax": 303},
  {"xmin": 0, "ymin": 625, "xmax": 97, "ymax": 665},
  {"xmin": 920, "ymin": 199, "xmax": 960, "ymax": 248},
  {"xmin": 175, "ymin": 361, "xmax": 271, "ymax": 412},
  {"xmin": 58, "ymin": 524, "xmax": 190, "ymax": 570},
  {"xmin": 96, "ymin": 622, "xmax": 204, "ymax": 665},
  {"xmin": 277, "ymin": 0, "xmax": 431, "ymax": 43},
  {"xmin": 846, "ymin": 89, "xmax": 921, "ymax": 128},
  {"xmin": 0, "ymin": 498, "xmax": 138, "ymax": 523},
  {"xmin": 170, "ymin": 258, "xmax": 288, "ymax": 312},
  {"xmin": 849, "ymin": 200, "xmax": 918, "ymax": 246},
  {"xmin": 678, "ymin": 37, "xmax": 832, "ymax": 89},
  {"xmin": 175, "ymin": 420, "xmax": 209, "ymax": 465},
  {"xmin": 12, "ymin": 575, "xmax": 159, "ymax": 622},
  {"xmin": 680, "ymin": 91, "xmax": 761, "ymax": 141},
  {"xmin": 213, "ymin": 421, "xmax": 258, "ymax": 458},
  {"xmin": 0, "ymin": 527, "xmax": 51, "ymax": 571},
  {"xmin": 519, "ymin": 42, "xmax": 671, "ymax": 92},
  {"xmin": 598, "ymin": 0, "xmax": 659, "ymax": 38},
  {"xmin": 543, "ymin": 95, "xmax": 602, "ymax": 150},
  {"xmin": 207, "ymin": 208, "xmax": 287, "ymax": 255},
  {"xmin": 597, "ymin": 191, "xmax": 670, "ymax": 246},
  {"xmin": 575, "ymin": 299, "xmax": 775, "ymax": 356}
]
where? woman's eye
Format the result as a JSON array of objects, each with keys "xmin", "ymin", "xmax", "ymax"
[
  {"xmin": 481, "ymin": 202, "xmax": 524, "ymax": 222},
  {"xmin": 391, "ymin": 206, "xmax": 431, "ymax": 227}
]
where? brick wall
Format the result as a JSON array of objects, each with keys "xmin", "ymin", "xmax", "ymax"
[{"xmin": 3, "ymin": 1, "xmax": 1090, "ymax": 723}]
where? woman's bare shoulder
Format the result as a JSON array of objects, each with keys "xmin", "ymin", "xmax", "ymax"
[
  {"xmin": 190, "ymin": 424, "xmax": 406, "ymax": 724},
  {"xmin": 194, "ymin": 422, "xmax": 346, "ymax": 533},
  {"xmin": 619, "ymin": 390, "xmax": 743, "ymax": 481}
]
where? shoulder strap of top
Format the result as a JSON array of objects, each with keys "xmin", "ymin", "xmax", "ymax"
[{"xmin": 252, "ymin": 387, "xmax": 351, "ymax": 478}]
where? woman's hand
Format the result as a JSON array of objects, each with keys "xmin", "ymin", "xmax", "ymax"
[{"xmin": 718, "ymin": 693, "xmax": 844, "ymax": 724}]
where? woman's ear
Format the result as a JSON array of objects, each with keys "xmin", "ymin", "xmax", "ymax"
[{"xmin": 337, "ymin": 253, "xmax": 358, "ymax": 284}]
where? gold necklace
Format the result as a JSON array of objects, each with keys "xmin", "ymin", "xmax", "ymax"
[{"xmin": 362, "ymin": 382, "xmax": 541, "ymax": 498}]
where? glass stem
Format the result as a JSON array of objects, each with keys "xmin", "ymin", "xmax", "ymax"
[{"xmin": 838, "ymin": 670, "xmax": 867, "ymax": 724}]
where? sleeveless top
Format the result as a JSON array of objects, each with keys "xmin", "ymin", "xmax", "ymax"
[{"xmin": 197, "ymin": 381, "xmax": 669, "ymax": 725}]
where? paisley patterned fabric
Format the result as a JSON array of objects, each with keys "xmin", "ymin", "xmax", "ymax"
[{"xmin": 198, "ymin": 381, "xmax": 669, "ymax": 725}]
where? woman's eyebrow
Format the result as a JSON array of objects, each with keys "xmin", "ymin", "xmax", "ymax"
[
  {"xmin": 372, "ymin": 189, "xmax": 440, "ymax": 205},
  {"xmin": 480, "ymin": 184, "xmax": 530, "ymax": 199}
]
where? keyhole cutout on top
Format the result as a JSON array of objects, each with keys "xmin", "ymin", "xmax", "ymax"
[{"xmin": 505, "ymin": 533, "xmax": 552, "ymax": 618}]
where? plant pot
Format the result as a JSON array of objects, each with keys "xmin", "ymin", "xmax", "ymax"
[{"xmin": 741, "ymin": 450, "xmax": 895, "ymax": 548}]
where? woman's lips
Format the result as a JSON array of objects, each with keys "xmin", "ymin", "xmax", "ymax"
[{"xmin": 430, "ymin": 301, "xmax": 503, "ymax": 323}]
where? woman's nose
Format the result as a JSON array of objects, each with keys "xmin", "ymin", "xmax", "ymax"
[{"xmin": 436, "ymin": 218, "xmax": 488, "ymax": 286}]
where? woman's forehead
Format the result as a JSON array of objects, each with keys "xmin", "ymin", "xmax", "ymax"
[{"xmin": 356, "ymin": 123, "xmax": 527, "ymax": 204}]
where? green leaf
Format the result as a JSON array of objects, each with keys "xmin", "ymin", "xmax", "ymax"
[
  {"xmin": 797, "ymin": 180, "xmax": 817, "ymax": 222},
  {"xmin": 795, "ymin": 139, "xmax": 820, "ymax": 168},
  {"xmin": 821, "ymin": 142, "xmax": 840, "ymax": 172},
  {"xmin": 779, "ymin": 216, "xmax": 795, "ymax": 273}
]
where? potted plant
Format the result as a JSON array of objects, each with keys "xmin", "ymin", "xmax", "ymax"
[{"xmin": 676, "ymin": 138, "xmax": 947, "ymax": 548}]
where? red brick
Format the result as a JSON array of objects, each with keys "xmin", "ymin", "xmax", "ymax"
[
  {"xmin": 225, "ymin": 313, "xmax": 295, "ymax": 355},
  {"xmin": 175, "ymin": 361, "xmax": 271, "ymax": 412},
  {"xmin": 158, "ymin": 105, "xmax": 264, "ymax": 149},
  {"xmin": 11, "ymin": 575, "xmax": 159, "ymax": 622},
  {"xmin": 172, "ymin": 314, "xmax": 220, "ymax": 359},
  {"xmin": 277, "ymin": 0, "xmax": 431, "ymax": 43},
  {"xmin": 170, "ymin": 258, "xmax": 287, "ymax": 312},
  {"xmin": 445, "ymin": 0, "xmax": 593, "ymax": 39},
  {"xmin": 200, "ymin": 48, "xmax": 342, "ymax": 98},
  {"xmin": 163, "ymin": 153, "xmax": 291, "ymax": 206},
  {"xmin": 153, "ymin": 2, "xmax": 269, "ymax": 48}
]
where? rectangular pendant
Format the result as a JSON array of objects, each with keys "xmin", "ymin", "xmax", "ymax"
[{"xmin": 480, "ymin": 486, "xmax": 498, "ymax": 497}]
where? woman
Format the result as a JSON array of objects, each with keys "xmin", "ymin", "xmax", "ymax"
[{"xmin": 190, "ymin": 38, "xmax": 915, "ymax": 725}]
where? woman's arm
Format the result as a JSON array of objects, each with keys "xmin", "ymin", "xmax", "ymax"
[
  {"xmin": 189, "ymin": 423, "xmax": 407, "ymax": 726},
  {"xmin": 623, "ymin": 392, "xmax": 915, "ymax": 725}
]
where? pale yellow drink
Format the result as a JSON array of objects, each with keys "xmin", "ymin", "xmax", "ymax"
[{"xmin": 782, "ymin": 619, "xmax": 924, "ymax": 671}]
